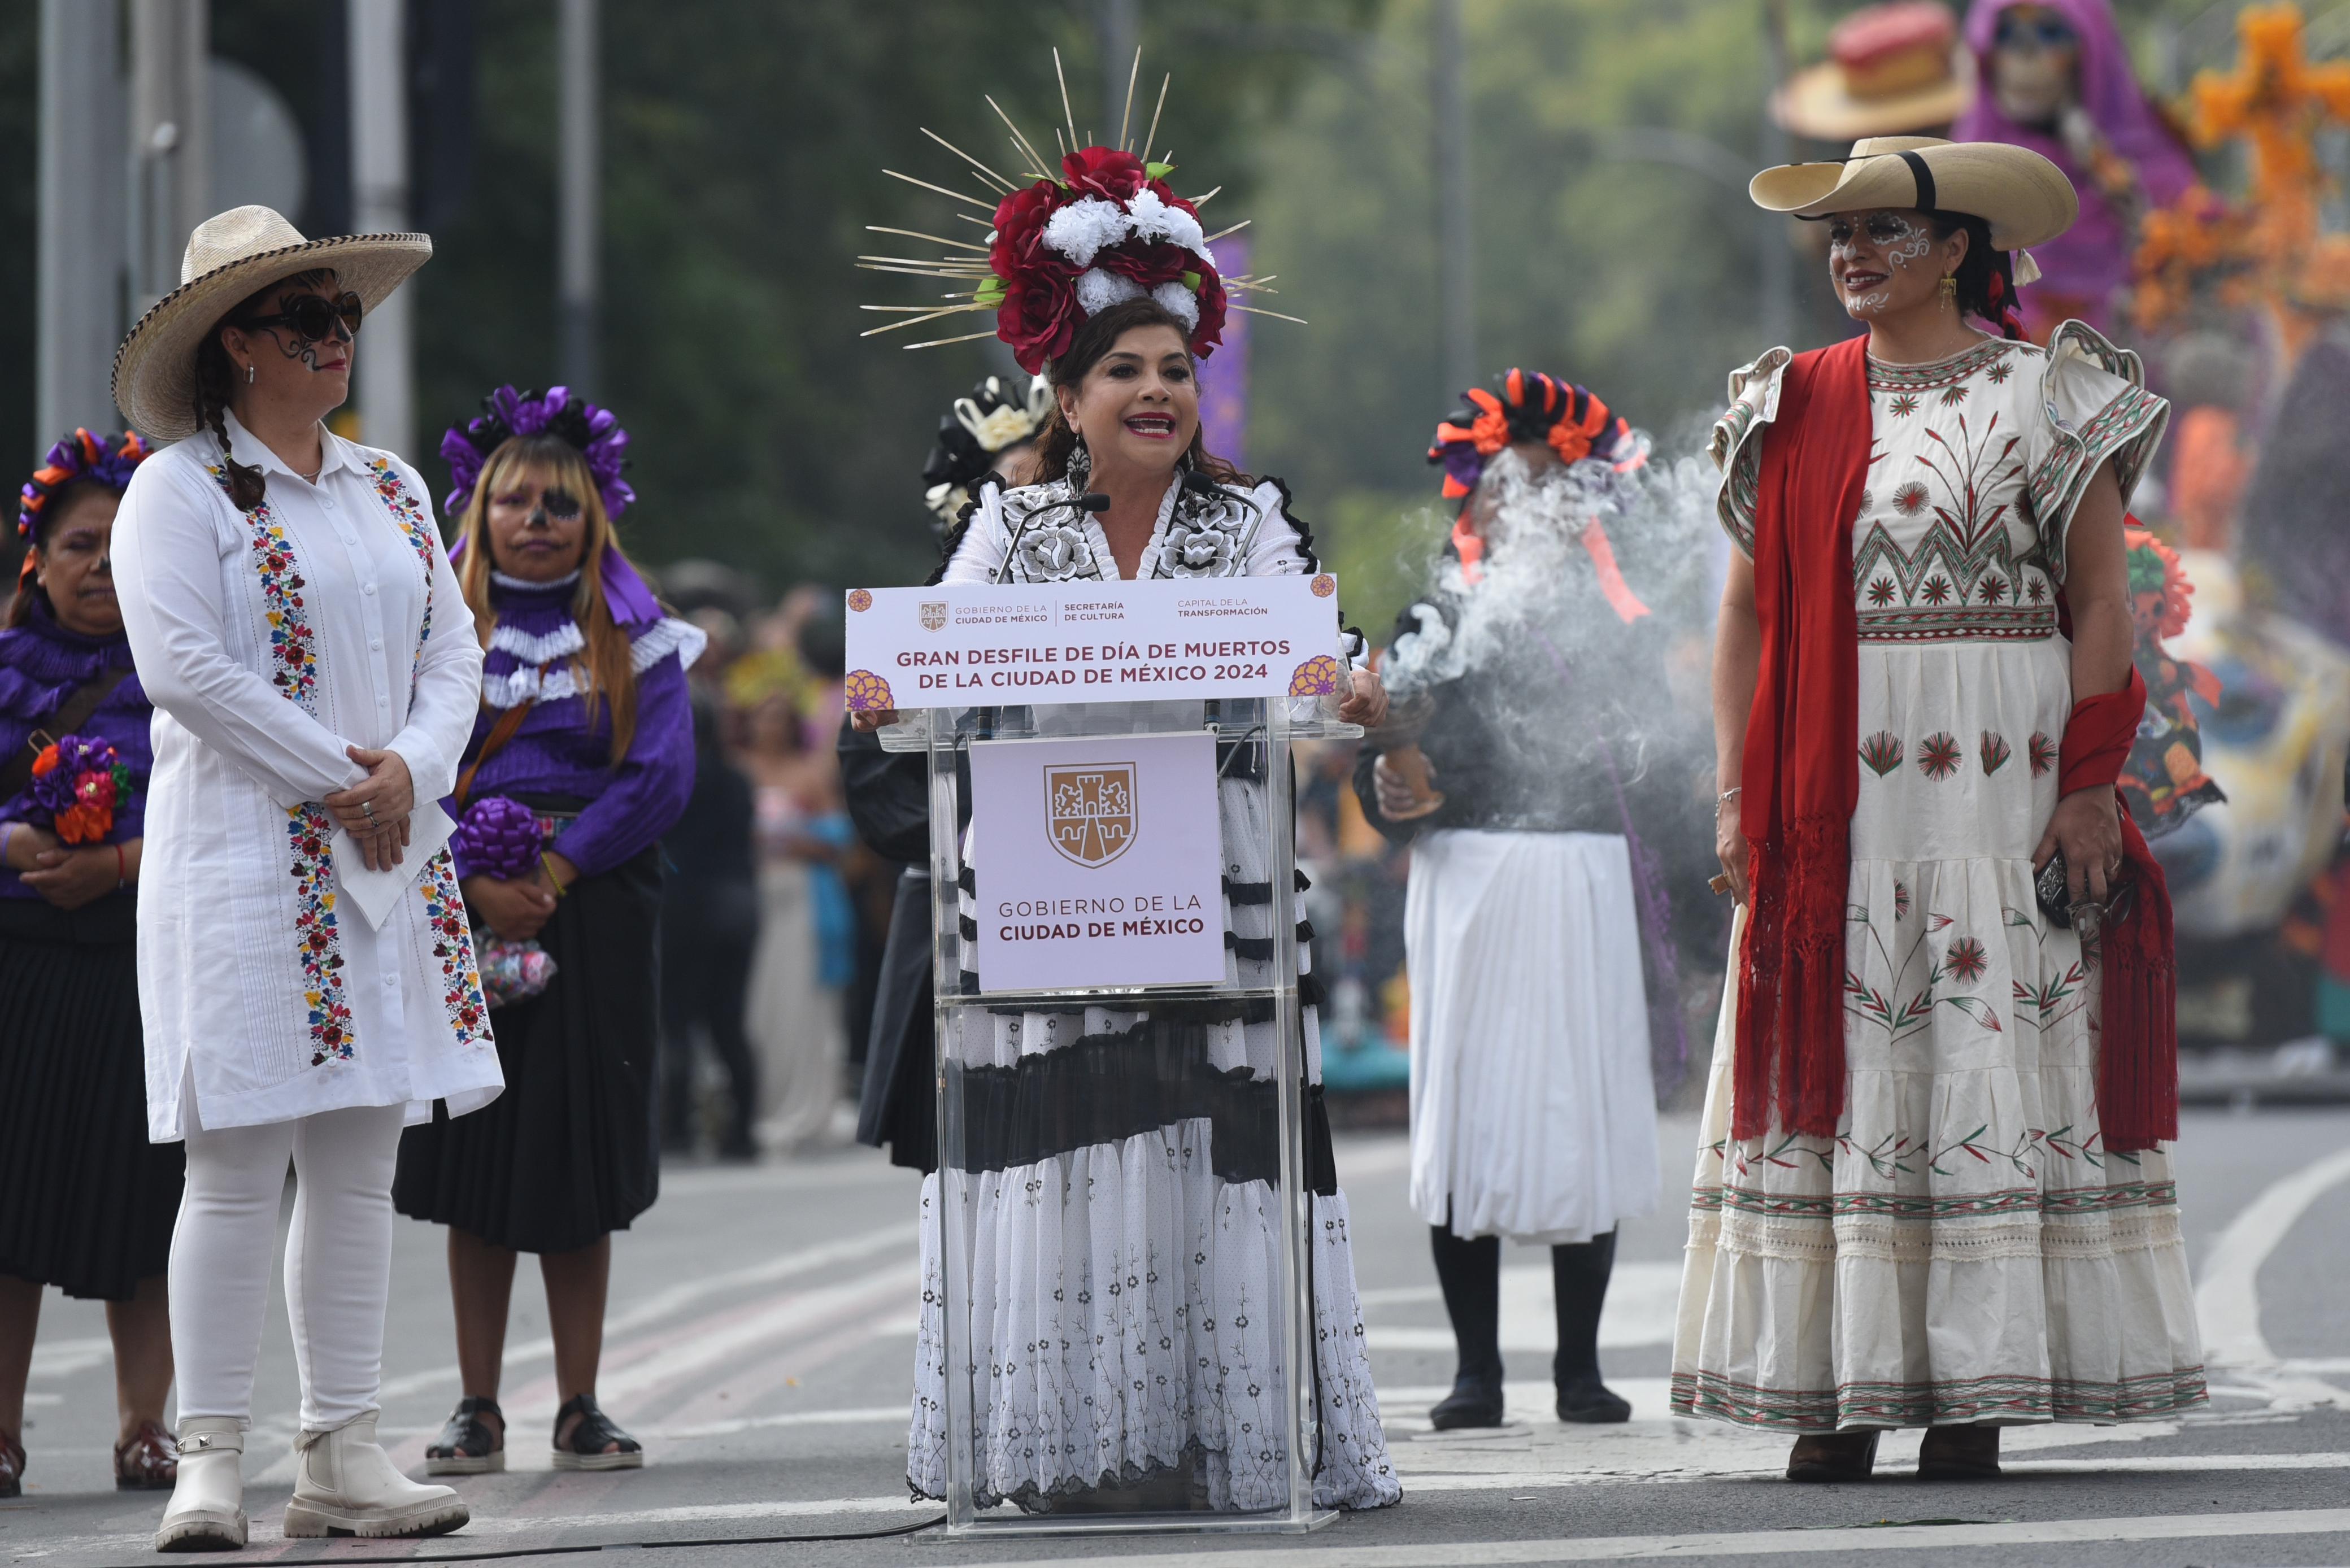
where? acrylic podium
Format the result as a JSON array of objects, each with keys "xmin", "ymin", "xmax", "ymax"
[{"xmin": 878, "ymin": 691, "xmax": 1357, "ymax": 1538}]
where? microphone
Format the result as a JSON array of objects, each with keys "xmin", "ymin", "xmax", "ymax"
[{"xmin": 1073, "ymin": 491, "xmax": 1111, "ymax": 512}]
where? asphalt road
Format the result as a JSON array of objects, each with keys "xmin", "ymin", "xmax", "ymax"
[{"xmin": 6, "ymin": 1105, "xmax": 2348, "ymax": 1567}]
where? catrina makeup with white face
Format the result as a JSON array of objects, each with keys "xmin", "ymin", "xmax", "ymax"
[{"xmin": 1826, "ymin": 208, "xmax": 1957, "ymax": 321}]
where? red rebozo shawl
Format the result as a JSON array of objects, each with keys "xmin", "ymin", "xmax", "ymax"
[
  {"xmin": 1734, "ymin": 334, "xmax": 1872, "ymax": 1141},
  {"xmin": 2060, "ymin": 664, "xmax": 2178, "ymax": 1152}
]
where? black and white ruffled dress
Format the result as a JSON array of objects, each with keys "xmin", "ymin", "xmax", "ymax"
[{"xmin": 907, "ymin": 472, "xmax": 1400, "ymax": 1512}]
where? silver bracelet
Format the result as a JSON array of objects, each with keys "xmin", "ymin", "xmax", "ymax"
[{"xmin": 1716, "ymin": 786, "xmax": 1743, "ymax": 812}]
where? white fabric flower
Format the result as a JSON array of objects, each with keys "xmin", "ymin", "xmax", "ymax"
[
  {"xmin": 1125, "ymin": 188, "xmax": 1207, "ymax": 254},
  {"xmin": 965, "ymin": 405, "xmax": 1039, "ymax": 452},
  {"xmin": 1151, "ymin": 281, "xmax": 1201, "ymax": 331},
  {"xmin": 1042, "ymin": 197, "xmax": 1132, "ymax": 269},
  {"xmin": 1074, "ymin": 268, "xmax": 1147, "ymax": 317}
]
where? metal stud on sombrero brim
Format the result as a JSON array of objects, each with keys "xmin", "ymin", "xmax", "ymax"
[
  {"xmin": 111, "ymin": 206, "xmax": 431, "ymax": 441},
  {"xmin": 1748, "ymin": 136, "xmax": 2078, "ymax": 254}
]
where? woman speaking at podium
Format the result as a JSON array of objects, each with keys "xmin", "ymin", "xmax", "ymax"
[{"xmin": 855, "ymin": 103, "xmax": 1400, "ymax": 1512}]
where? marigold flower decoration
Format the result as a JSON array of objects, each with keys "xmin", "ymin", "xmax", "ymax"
[
  {"xmin": 28, "ymin": 734, "xmax": 133, "ymax": 844},
  {"xmin": 858, "ymin": 50, "xmax": 1296, "ymax": 373}
]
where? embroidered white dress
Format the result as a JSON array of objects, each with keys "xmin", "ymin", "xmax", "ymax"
[
  {"xmin": 115, "ymin": 415, "xmax": 497, "ymax": 1140},
  {"xmin": 1673, "ymin": 327, "xmax": 2207, "ymax": 1430},
  {"xmin": 907, "ymin": 473, "xmax": 1400, "ymax": 1512}
]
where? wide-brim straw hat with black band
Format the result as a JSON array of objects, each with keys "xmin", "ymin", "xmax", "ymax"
[
  {"xmin": 111, "ymin": 205, "xmax": 431, "ymax": 441},
  {"xmin": 1748, "ymin": 136, "xmax": 2078, "ymax": 255}
]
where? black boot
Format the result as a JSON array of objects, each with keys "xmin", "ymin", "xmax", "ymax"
[
  {"xmin": 1428, "ymin": 1224, "xmax": 1505, "ymax": 1429},
  {"xmin": 1552, "ymin": 1229, "xmax": 1631, "ymax": 1423}
]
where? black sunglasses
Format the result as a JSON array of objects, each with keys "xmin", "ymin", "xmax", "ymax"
[{"xmin": 241, "ymin": 290, "xmax": 365, "ymax": 344}]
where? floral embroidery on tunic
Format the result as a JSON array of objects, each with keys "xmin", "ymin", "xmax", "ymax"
[
  {"xmin": 214, "ymin": 468, "xmax": 322, "ymax": 706},
  {"xmin": 210, "ymin": 467, "xmax": 358, "ymax": 1068},
  {"xmin": 365, "ymin": 458, "xmax": 439, "ymax": 693},
  {"xmin": 420, "ymin": 851, "xmax": 491, "ymax": 1047},
  {"xmin": 287, "ymin": 805, "xmax": 355, "ymax": 1065}
]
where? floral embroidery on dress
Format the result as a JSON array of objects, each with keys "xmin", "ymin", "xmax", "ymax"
[
  {"xmin": 2030, "ymin": 731, "xmax": 2058, "ymax": 776},
  {"xmin": 364, "ymin": 458, "xmax": 439, "ymax": 692},
  {"xmin": 420, "ymin": 851, "xmax": 491, "ymax": 1047},
  {"xmin": 1861, "ymin": 731, "xmax": 1904, "ymax": 777},
  {"xmin": 1918, "ymin": 732, "xmax": 1962, "ymax": 779},
  {"xmin": 1981, "ymin": 731, "xmax": 2013, "ymax": 774},
  {"xmin": 212, "ymin": 469, "xmax": 321, "ymax": 707},
  {"xmin": 286, "ymin": 804, "xmax": 355, "ymax": 1065},
  {"xmin": 210, "ymin": 466, "xmax": 358, "ymax": 1069}
]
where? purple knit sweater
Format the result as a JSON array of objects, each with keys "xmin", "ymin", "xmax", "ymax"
[
  {"xmin": 441, "ymin": 576, "xmax": 699, "ymax": 880},
  {"xmin": 0, "ymin": 596, "xmax": 151, "ymax": 896}
]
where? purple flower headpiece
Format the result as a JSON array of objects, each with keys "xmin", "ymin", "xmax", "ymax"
[
  {"xmin": 20, "ymin": 429, "xmax": 149, "ymax": 541},
  {"xmin": 439, "ymin": 385, "xmax": 634, "ymax": 522}
]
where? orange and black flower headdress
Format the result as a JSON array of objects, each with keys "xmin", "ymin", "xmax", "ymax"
[{"xmin": 1428, "ymin": 370, "xmax": 1638, "ymax": 500}]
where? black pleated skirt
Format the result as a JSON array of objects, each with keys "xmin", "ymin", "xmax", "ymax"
[
  {"xmin": 0, "ymin": 899, "xmax": 185, "ymax": 1300},
  {"xmin": 393, "ymin": 844, "xmax": 663, "ymax": 1255}
]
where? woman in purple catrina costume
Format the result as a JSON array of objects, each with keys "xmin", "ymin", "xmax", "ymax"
[{"xmin": 392, "ymin": 387, "xmax": 703, "ymax": 1477}]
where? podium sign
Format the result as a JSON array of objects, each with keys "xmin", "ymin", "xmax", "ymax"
[
  {"xmin": 966, "ymin": 732, "xmax": 1226, "ymax": 992},
  {"xmin": 842, "ymin": 575, "xmax": 1344, "ymax": 710}
]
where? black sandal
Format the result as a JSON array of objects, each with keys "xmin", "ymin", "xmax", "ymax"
[
  {"xmin": 425, "ymin": 1396, "xmax": 506, "ymax": 1475},
  {"xmin": 552, "ymin": 1393, "xmax": 642, "ymax": 1472}
]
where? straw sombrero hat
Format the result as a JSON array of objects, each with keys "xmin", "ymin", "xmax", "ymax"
[
  {"xmin": 1750, "ymin": 135, "xmax": 2077, "ymax": 255},
  {"xmin": 111, "ymin": 206, "xmax": 431, "ymax": 440},
  {"xmin": 1773, "ymin": 3, "xmax": 1974, "ymax": 141}
]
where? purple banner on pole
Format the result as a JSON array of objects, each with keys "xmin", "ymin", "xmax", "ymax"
[{"xmin": 1199, "ymin": 237, "xmax": 1251, "ymax": 469}]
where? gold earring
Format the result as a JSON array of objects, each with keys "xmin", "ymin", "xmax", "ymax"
[{"xmin": 1939, "ymin": 275, "xmax": 1959, "ymax": 303}]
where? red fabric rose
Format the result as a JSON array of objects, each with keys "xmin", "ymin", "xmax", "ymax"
[
  {"xmin": 990, "ymin": 180, "xmax": 1069, "ymax": 285},
  {"xmin": 1098, "ymin": 242, "xmax": 1195, "ymax": 289},
  {"xmin": 1189, "ymin": 265, "xmax": 1228, "ymax": 359},
  {"xmin": 1062, "ymin": 147, "xmax": 1147, "ymax": 202},
  {"xmin": 998, "ymin": 273, "xmax": 1083, "ymax": 373}
]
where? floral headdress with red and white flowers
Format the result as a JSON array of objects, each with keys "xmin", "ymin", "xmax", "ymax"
[{"xmin": 860, "ymin": 51, "xmax": 1292, "ymax": 373}]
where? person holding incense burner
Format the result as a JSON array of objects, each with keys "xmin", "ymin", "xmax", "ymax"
[
  {"xmin": 1679, "ymin": 137, "xmax": 2201, "ymax": 1484},
  {"xmin": 0, "ymin": 429, "xmax": 184, "ymax": 1501},
  {"xmin": 392, "ymin": 386, "xmax": 702, "ymax": 1477},
  {"xmin": 1352, "ymin": 370, "xmax": 1678, "ymax": 1432}
]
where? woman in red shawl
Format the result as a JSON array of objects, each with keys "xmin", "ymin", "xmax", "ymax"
[{"xmin": 1676, "ymin": 138, "xmax": 2203, "ymax": 1483}]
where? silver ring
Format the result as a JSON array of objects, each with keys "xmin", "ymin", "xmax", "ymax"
[{"xmin": 362, "ymin": 801, "xmax": 376, "ymax": 821}]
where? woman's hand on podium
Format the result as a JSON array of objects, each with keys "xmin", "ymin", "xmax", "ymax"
[
  {"xmin": 850, "ymin": 708, "xmax": 899, "ymax": 733},
  {"xmin": 1337, "ymin": 667, "xmax": 1388, "ymax": 728}
]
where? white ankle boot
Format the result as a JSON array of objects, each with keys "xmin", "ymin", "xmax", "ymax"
[
  {"xmin": 281, "ymin": 1413, "xmax": 468, "ymax": 1539},
  {"xmin": 153, "ymin": 1418, "xmax": 246, "ymax": 1552}
]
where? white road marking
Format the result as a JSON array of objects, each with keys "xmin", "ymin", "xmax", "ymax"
[
  {"xmin": 961, "ymin": 1510, "xmax": 2350, "ymax": 1566},
  {"xmin": 1364, "ymin": 1262, "xmax": 1682, "ymax": 1352},
  {"xmin": 372, "ymin": 1223, "xmax": 918, "ymax": 1403},
  {"xmin": 2196, "ymin": 1145, "xmax": 2350, "ymax": 1367},
  {"xmin": 25, "ymin": 1336, "xmax": 110, "ymax": 1380}
]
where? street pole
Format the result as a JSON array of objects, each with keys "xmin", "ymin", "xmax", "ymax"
[
  {"xmin": 1759, "ymin": 0, "xmax": 1794, "ymax": 351},
  {"xmin": 558, "ymin": 0, "xmax": 600, "ymax": 396},
  {"xmin": 127, "ymin": 0, "xmax": 208, "ymax": 318},
  {"xmin": 38, "ymin": 0, "xmax": 126, "ymax": 448},
  {"xmin": 1431, "ymin": 0, "xmax": 1474, "ymax": 400},
  {"xmin": 351, "ymin": 0, "xmax": 415, "ymax": 459},
  {"xmin": 1099, "ymin": 0, "xmax": 1140, "ymax": 143}
]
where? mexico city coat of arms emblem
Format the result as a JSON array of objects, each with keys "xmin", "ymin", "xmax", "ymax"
[
  {"xmin": 919, "ymin": 600, "xmax": 950, "ymax": 631},
  {"xmin": 1045, "ymin": 764, "xmax": 1137, "ymax": 867}
]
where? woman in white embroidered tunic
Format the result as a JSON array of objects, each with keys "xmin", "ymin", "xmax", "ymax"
[
  {"xmin": 110, "ymin": 207, "xmax": 493, "ymax": 1549},
  {"xmin": 1679, "ymin": 141, "xmax": 2204, "ymax": 1482},
  {"xmin": 859, "ymin": 297, "xmax": 1401, "ymax": 1513}
]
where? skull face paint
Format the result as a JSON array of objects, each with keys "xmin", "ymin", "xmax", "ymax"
[
  {"xmin": 485, "ymin": 464, "xmax": 591, "ymax": 583},
  {"xmin": 1827, "ymin": 208, "xmax": 1944, "ymax": 320}
]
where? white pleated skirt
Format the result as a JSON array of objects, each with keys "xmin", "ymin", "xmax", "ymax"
[{"xmin": 1405, "ymin": 829, "xmax": 1660, "ymax": 1244}]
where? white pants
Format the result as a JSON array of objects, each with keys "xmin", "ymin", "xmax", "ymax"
[{"xmin": 168, "ymin": 1100, "xmax": 407, "ymax": 1431}]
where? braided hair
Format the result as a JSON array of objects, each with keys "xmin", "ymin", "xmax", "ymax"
[
  {"xmin": 1927, "ymin": 212, "xmax": 2028, "ymax": 342},
  {"xmin": 191, "ymin": 267, "xmax": 340, "ymax": 513}
]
